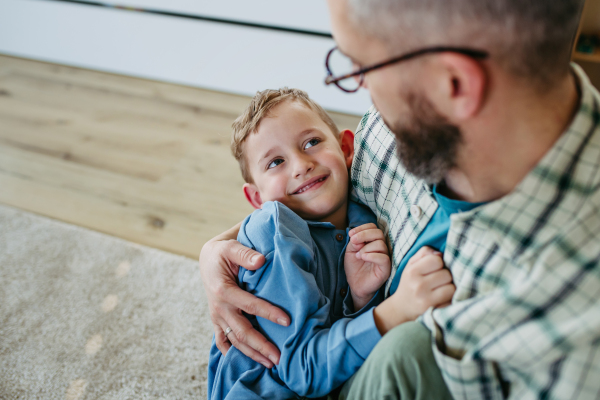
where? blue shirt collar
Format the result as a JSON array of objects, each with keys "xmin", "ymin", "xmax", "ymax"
[
  {"xmin": 432, "ymin": 185, "xmax": 486, "ymax": 214},
  {"xmin": 306, "ymin": 201, "xmax": 377, "ymax": 231}
]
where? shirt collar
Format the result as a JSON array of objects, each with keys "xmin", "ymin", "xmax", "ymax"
[
  {"xmin": 306, "ymin": 200, "xmax": 377, "ymax": 230},
  {"xmin": 347, "ymin": 200, "xmax": 378, "ymax": 229},
  {"xmin": 456, "ymin": 64, "xmax": 600, "ymax": 261}
]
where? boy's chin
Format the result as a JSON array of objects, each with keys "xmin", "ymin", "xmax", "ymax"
[{"xmin": 295, "ymin": 203, "xmax": 344, "ymax": 222}]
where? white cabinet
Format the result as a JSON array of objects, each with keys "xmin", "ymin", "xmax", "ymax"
[
  {"xmin": 76, "ymin": 0, "xmax": 333, "ymax": 33},
  {"xmin": 0, "ymin": 0, "xmax": 372, "ymax": 115}
]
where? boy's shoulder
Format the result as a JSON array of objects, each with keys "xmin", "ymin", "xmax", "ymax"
[{"xmin": 237, "ymin": 201, "xmax": 313, "ymax": 256}]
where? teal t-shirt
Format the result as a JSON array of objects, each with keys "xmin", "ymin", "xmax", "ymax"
[{"xmin": 389, "ymin": 185, "xmax": 485, "ymax": 295}]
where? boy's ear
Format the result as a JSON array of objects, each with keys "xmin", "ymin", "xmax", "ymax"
[
  {"xmin": 340, "ymin": 129, "xmax": 355, "ymax": 169},
  {"xmin": 243, "ymin": 183, "xmax": 263, "ymax": 210}
]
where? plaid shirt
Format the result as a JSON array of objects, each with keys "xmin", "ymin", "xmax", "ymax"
[{"xmin": 350, "ymin": 64, "xmax": 600, "ymax": 400}]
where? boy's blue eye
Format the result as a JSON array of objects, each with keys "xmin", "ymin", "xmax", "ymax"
[
  {"xmin": 304, "ymin": 138, "xmax": 321, "ymax": 150},
  {"xmin": 267, "ymin": 159, "xmax": 284, "ymax": 169}
]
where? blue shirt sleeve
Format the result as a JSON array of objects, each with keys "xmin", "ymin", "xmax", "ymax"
[
  {"xmin": 238, "ymin": 202, "xmax": 381, "ymax": 398},
  {"xmin": 342, "ymin": 287, "xmax": 385, "ymax": 318}
]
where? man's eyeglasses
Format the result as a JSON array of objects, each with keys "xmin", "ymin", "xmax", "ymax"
[{"xmin": 324, "ymin": 46, "xmax": 489, "ymax": 93}]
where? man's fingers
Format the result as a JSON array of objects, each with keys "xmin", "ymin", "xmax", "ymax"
[
  {"xmin": 223, "ymin": 240, "xmax": 266, "ymax": 271},
  {"xmin": 214, "ymin": 326, "xmax": 231, "ymax": 356},
  {"xmin": 231, "ymin": 287, "xmax": 290, "ymax": 326},
  {"xmin": 224, "ymin": 314, "xmax": 280, "ymax": 367},
  {"xmin": 227, "ymin": 333, "xmax": 274, "ymax": 368},
  {"xmin": 349, "ymin": 223, "xmax": 378, "ymax": 237}
]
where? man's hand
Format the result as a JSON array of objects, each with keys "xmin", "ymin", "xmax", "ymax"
[
  {"xmin": 199, "ymin": 226, "xmax": 290, "ymax": 368},
  {"xmin": 373, "ymin": 246, "xmax": 455, "ymax": 335},
  {"xmin": 344, "ymin": 223, "xmax": 391, "ymax": 310}
]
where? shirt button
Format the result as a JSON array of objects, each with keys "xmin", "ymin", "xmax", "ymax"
[
  {"xmin": 410, "ymin": 205, "xmax": 422, "ymax": 218},
  {"xmin": 340, "ymin": 287, "xmax": 348, "ymax": 297},
  {"xmin": 335, "ymin": 233, "xmax": 344, "ymax": 241}
]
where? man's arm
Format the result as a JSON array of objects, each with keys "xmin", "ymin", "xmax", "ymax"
[
  {"xmin": 199, "ymin": 221, "xmax": 289, "ymax": 368},
  {"xmin": 421, "ymin": 239, "xmax": 600, "ymax": 400}
]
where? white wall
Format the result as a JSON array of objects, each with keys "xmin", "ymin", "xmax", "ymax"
[
  {"xmin": 77, "ymin": 0, "xmax": 333, "ymax": 33},
  {"xmin": 0, "ymin": 0, "xmax": 372, "ymax": 115}
]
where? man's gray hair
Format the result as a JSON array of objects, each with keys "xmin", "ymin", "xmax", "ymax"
[{"xmin": 348, "ymin": 0, "xmax": 585, "ymax": 87}]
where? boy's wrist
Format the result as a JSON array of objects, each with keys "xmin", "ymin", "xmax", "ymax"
[
  {"xmin": 372, "ymin": 295, "xmax": 410, "ymax": 335},
  {"xmin": 350, "ymin": 289, "xmax": 375, "ymax": 311}
]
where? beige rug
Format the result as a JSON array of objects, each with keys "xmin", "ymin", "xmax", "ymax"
[{"xmin": 0, "ymin": 204, "xmax": 213, "ymax": 399}]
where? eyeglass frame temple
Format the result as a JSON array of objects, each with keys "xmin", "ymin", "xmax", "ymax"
[{"xmin": 324, "ymin": 46, "xmax": 489, "ymax": 87}]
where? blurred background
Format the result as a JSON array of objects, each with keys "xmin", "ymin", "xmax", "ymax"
[{"xmin": 0, "ymin": 0, "xmax": 598, "ymax": 259}]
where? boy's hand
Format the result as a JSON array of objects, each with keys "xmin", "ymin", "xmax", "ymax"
[
  {"xmin": 393, "ymin": 246, "xmax": 455, "ymax": 321},
  {"xmin": 372, "ymin": 246, "xmax": 455, "ymax": 335},
  {"xmin": 344, "ymin": 223, "xmax": 391, "ymax": 310}
]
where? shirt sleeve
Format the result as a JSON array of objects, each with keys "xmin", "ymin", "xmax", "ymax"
[
  {"xmin": 238, "ymin": 203, "xmax": 382, "ymax": 398},
  {"xmin": 421, "ymin": 233, "xmax": 600, "ymax": 400},
  {"xmin": 342, "ymin": 287, "xmax": 385, "ymax": 318}
]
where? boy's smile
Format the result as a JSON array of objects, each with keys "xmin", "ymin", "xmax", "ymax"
[
  {"xmin": 292, "ymin": 174, "xmax": 329, "ymax": 195},
  {"xmin": 242, "ymin": 100, "xmax": 354, "ymax": 229}
]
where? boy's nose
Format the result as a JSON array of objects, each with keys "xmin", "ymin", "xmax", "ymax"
[{"xmin": 294, "ymin": 157, "xmax": 315, "ymax": 178}]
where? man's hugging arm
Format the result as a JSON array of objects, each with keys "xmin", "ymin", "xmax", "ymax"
[{"xmin": 239, "ymin": 202, "xmax": 382, "ymax": 398}]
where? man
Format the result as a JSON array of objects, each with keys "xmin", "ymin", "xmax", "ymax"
[{"xmin": 200, "ymin": 0, "xmax": 600, "ymax": 398}]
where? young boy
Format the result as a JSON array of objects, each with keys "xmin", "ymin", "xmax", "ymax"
[{"xmin": 207, "ymin": 88, "xmax": 454, "ymax": 400}]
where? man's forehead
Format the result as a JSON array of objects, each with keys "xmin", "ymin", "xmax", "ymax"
[
  {"xmin": 327, "ymin": 0, "xmax": 386, "ymax": 60},
  {"xmin": 327, "ymin": 0, "xmax": 356, "ymax": 45}
]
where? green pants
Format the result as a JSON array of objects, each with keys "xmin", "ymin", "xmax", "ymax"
[{"xmin": 336, "ymin": 321, "xmax": 453, "ymax": 400}]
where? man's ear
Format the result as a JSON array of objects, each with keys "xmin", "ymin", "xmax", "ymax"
[
  {"xmin": 243, "ymin": 183, "xmax": 263, "ymax": 210},
  {"xmin": 340, "ymin": 129, "xmax": 355, "ymax": 169},
  {"xmin": 433, "ymin": 53, "xmax": 487, "ymax": 122}
]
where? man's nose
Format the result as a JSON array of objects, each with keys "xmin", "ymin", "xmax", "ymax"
[{"xmin": 359, "ymin": 74, "xmax": 368, "ymax": 89}]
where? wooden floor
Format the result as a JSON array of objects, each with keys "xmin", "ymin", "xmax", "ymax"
[{"xmin": 0, "ymin": 55, "xmax": 361, "ymax": 259}]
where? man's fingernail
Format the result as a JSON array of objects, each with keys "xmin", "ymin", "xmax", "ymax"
[
  {"xmin": 277, "ymin": 318, "xmax": 289, "ymax": 326},
  {"xmin": 355, "ymin": 252, "xmax": 361, "ymax": 259},
  {"xmin": 251, "ymin": 255, "xmax": 260, "ymax": 265},
  {"xmin": 261, "ymin": 361, "xmax": 272, "ymax": 368},
  {"xmin": 269, "ymin": 355, "xmax": 279, "ymax": 365}
]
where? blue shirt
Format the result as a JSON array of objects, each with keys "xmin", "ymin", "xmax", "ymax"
[
  {"xmin": 208, "ymin": 201, "xmax": 384, "ymax": 400},
  {"xmin": 389, "ymin": 185, "xmax": 485, "ymax": 295}
]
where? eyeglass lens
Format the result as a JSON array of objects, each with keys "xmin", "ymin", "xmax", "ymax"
[{"xmin": 327, "ymin": 48, "xmax": 362, "ymax": 92}]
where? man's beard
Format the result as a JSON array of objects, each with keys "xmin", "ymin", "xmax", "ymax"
[{"xmin": 385, "ymin": 93, "xmax": 462, "ymax": 184}]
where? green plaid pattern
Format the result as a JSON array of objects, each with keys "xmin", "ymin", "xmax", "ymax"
[{"xmin": 350, "ymin": 64, "xmax": 600, "ymax": 399}]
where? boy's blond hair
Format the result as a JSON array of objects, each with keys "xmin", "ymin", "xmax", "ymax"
[{"xmin": 231, "ymin": 88, "xmax": 340, "ymax": 183}]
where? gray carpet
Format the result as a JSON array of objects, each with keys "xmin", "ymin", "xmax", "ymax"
[{"xmin": 0, "ymin": 204, "xmax": 213, "ymax": 399}]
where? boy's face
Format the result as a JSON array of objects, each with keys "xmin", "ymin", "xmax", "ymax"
[{"xmin": 243, "ymin": 100, "xmax": 354, "ymax": 224}]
